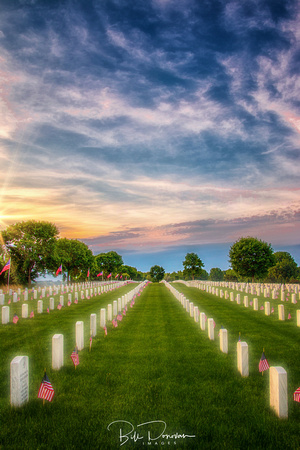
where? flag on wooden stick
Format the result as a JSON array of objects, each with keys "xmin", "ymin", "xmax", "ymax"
[
  {"xmin": 0, "ymin": 259, "xmax": 10, "ymax": 275},
  {"xmin": 38, "ymin": 372, "xmax": 54, "ymax": 402}
]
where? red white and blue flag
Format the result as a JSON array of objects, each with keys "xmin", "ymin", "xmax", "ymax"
[
  {"xmin": 55, "ymin": 265, "xmax": 62, "ymax": 276},
  {"xmin": 87, "ymin": 268, "xmax": 90, "ymax": 278},
  {"xmin": 97, "ymin": 272, "xmax": 103, "ymax": 277},
  {"xmin": 107, "ymin": 273, "xmax": 112, "ymax": 279},
  {"xmin": 293, "ymin": 387, "xmax": 300, "ymax": 402},
  {"xmin": 13, "ymin": 314, "xmax": 19, "ymax": 324},
  {"xmin": 71, "ymin": 348, "xmax": 79, "ymax": 367},
  {"xmin": 259, "ymin": 351, "xmax": 270, "ymax": 373},
  {"xmin": 38, "ymin": 372, "xmax": 54, "ymax": 402},
  {"xmin": 0, "ymin": 259, "xmax": 10, "ymax": 275}
]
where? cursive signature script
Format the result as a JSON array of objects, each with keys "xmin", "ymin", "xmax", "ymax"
[{"xmin": 107, "ymin": 420, "xmax": 196, "ymax": 446}]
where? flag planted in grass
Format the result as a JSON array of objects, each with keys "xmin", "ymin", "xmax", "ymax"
[
  {"xmin": 30, "ymin": 310, "xmax": 34, "ymax": 318},
  {"xmin": 13, "ymin": 314, "xmax": 19, "ymax": 324},
  {"xmin": 112, "ymin": 318, "xmax": 118, "ymax": 328},
  {"xmin": 71, "ymin": 347, "xmax": 79, "ymax": 367},
  {"xmin": 57, "ymin": 303, "xmax": 62, "ymax": 310},
  {"xmin": 103, "ymin": 326, "xmax": 107, "ymax": 336},
  {"xmin": 259, "ymin": 351, "xmax": 270, "ymax": 373},
  {"xmin": 293, "ymin": 387, "xmax": 300, "ymax": 402},
  {"xmin": 38, "ymin": 372, "xmax": 54, "ymax": 402}
]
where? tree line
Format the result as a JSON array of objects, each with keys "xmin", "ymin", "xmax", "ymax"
[
  {"xmin": 164, "ymin": 238, "xmax": 300, "ymax": 283},
  {"xmin": 0, "ymin": 220, "xmax": 145, "ymax": 285},
  {"xmin": 1, "ymin": 222, "xmax": 299, "ymax": 286}
]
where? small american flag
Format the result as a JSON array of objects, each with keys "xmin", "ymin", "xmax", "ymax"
[
  {"xmin": 67, "ymin": 301, "xmax": 71, "ymax": 306},
  {"xmin": 47, "ymin": 307, "xmax": 50, "ymax": 314},
  {"xmin": 271, "ymin": 307, "xmax": 274, "ymax": 313},
  {"xmin": 74, "ymin": 299, "xmax": 78, "ymax": 304},
  {"xmin": 71, "ymin": 348, "xmax": 79, "ymax": 366},
  {"xmin": 57, "ymin": 303, "xmax": 62, "ymax": 310},
  {"xmin": 112, "ymin": 318, "xmax": 118, "ymax": 328},
  {"xmin": 260, "ymin": 305, "xmax": 264, "ymax": 310},
  {"xmin": 104, "ymin": 326, "xmax": 107, "ymax": 336},
  {"xmin": 288, "ymin": 313, "xmax": 292, "ymax": 319},
  {"xmin": 13, "ymin": 314, "xmax": 19, "ymax": 324},
  {"xmin": 117, "ymin": 313, "xmax": 123, "ymax": 321},
  {"xmin": 293, "ymin": 387, "xmax": 300, "ymax": 402},
  {"xmin": 38, "ymin": 372, "xmax": 54, "ymax": 402},
  {"xmin": 30, "ymin": 310, "xmax": 34, "ymax": 318},
  {"xmin": 259, "ymin": 351, "xmax": 270, "ymax": 373},
  {"xmin": 123, "ymin": 308, "xmax": 126, "ymax": 316}
]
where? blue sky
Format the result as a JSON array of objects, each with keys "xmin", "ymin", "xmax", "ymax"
[{"xmin": 0, "ymin": 0, "xmax": 299, "ymax": 272}]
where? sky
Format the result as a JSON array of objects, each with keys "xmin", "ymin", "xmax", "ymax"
[{"xmin": 0, "ymin": 0, "xmax": 299, "ymax": 273}]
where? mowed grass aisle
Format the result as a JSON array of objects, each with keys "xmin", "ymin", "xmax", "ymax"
[{"xmin": 0, "ymin": 283, "xmax": 299, "ymax": 449}]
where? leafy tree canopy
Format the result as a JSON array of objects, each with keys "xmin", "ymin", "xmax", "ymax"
[
  {"xmin": 229, "ymin": 237, "xmax": 275, "ymax": 282},
  {"xmin": 182, "ymin": 252, "xmax": 204, "ymax": 280},
  {"xmin": 1, "ymin": 220, "xmax": 59, "ymax": 285},
  {"xmin": 150, "ymin": 265, "xmax": 165, "ymax": 283},
  {"xmin": 267, "ymin": 251, "xmax": 298, "ymax": 283},
  {"xmin": 209, "ymin": 267, "xmax": 224, "ymax": 281},
  {"xmin": 95, "ymin": 251, "xmax": 123, "ymax": 277},
  {"xmin": 55, "ymin": 238, "xmax": 94, "ymax": 282}
]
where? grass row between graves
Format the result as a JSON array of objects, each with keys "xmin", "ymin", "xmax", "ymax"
[{"xmin": 0, "ymin": 283, "xmax": 300, "ymax": 449}]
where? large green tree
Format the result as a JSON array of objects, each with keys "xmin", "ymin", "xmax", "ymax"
[
  {"xmin": 209, "ymin": 267, "xmax": 224, "ymax": 281},
  {"xmin": 183, "ymin": 252, "xmax": 204, "ymax": 280},
  {"xmin": 1, "ymin": 220, "xmax": 59, "ymax": 285},
  {"xmin": 229, "ymin": 237, "xmax": 275, "ymax": 282},
  {"xmin": 55, "ymin": 238, "xmax": 94, "ymax": 282},
  {"xmin": 267, "ymin": 251, "xmax": 298, "ymax": 283},
  {"xmin": 95, "ymin": 251, "xmax": 123, "ymax": 277},
  {"xmin": 149, "ymin": 265, "xmax": 165, "ymax": 282}
]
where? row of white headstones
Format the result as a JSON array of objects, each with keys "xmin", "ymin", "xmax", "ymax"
[
  {"xmin": 181, "ymin": 280, "xmax": 300, "ymax": 323},
  {"xmin": 164, "ymin": 281, "xmax": 288, "ymax": 419},
  {"xmin": 0, "ymin": 280, "xmax": 128, "ymax": 306},
  {"xmin": 9, "ymin": 281, "xmax": 147, "ymax": 408},
  {"xmin": 1, "ymin": 281, "xmax": 130, "ymax": 324}
]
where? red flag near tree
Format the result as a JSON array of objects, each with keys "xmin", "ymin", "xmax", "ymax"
[{"xmin": 55, "ymin": 265, "xmax": 62, "ymax": 276}]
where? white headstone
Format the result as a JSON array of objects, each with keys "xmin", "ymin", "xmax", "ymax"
[
  {"xmin": 100, "ymin": 308, "xmax": 106, "ymax": 328},
  {"xmin": 50, "ymin": 297, "xmax": 54, "ymax": 310},
  {"xmin": 208, "ymin": 318, "xmax": 214, "ymax": 340},
  {"xmin": 107, "ymin": 304, "xmax": 112, "ymax": 321},
  {"xmin": 113, "ymin": 301, "xmax": 118, "ymax": 316},
  {"xmin": 200, "ymin": 312, "xmax": 206, "ymax": 330},
  {"xmin": 60, "ymin": 295, "xmax": 64, "ymax": 307},
  {"xmin": 220, "ymin": 329, "xmax": 228, "ymax": 354},
  {"xmin": 291, "ymin": 294, "xmax": 296, "ymax": 304},
  {"xmin": 118, "ymin": 298, "xmax": 122, "ymax": 311},
  {"xmin": 76, "ymin": 321, "xmax": 84, "ymax": 351},
  {"xmin": 52, "ymin": 334, "xmax": 64, "ymax": 370},
  {"xmin": 237, "ymin": 341, "xmax": 249, "ymax": 377},
  {"xmin": 236, "ymin": 294, "xmax": 241, "ymax": 304},
  {"xmin": 13, "ymin": 293, "xmax": 18, "ymax": 303},
  {"xmin": 297, "ymin": 310, "xmax": 300, "ymax": 327},
  {"xmin": 10, "ymin": 356, "xmax": 29, "ymax": 407},
  {"xmin": 22, "ymin": 304, "xmax": 28, "ymax": 319},
  {"xmin": 2, "ymin": 306, "xmax": 9, "ymax": 324},
  {"xmin": 265, "ymin": 302, "xmax": 270, "ymax": 316},
  {"xmin": 278, "ymin": 304, "xmax": 285, "ymax": 321},
  {"xmin": 24, "ymin": 291, "xmax": 28, "ymax": 301},
  {"xmin": 189, "ymin": 302, "xmax": 194, "ymax": 317},
  {"xmin": 194, "ymin": 306, "xmax": 199, "ymax": 322},
  {"xmin": 269, "ymin": 366, "xmax": 288, "ymax": 418},
  {"xmin": 34, "ymin": 290, "xmax": 37, "ymax": 300},
  {"xmin": 244, "ymin": 296, "xmax": 248, "ymax": 307},
  {"xmin": 0, "ymin": 293, "xmax": 4, "ymax": 305},
  {"xmin": 37, "ymin": 300, "xmax": 43, "ymax": 314},
  {"xmin": 90, "ymin": 314, "xmax": 97, "ymax": 337},
  {"xmin": 253, "ymin": 298, "xmax": 258, "ymax": 311}
]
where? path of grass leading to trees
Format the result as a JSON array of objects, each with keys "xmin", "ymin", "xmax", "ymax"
[{"xmin": 1, "ymin": 283, "xmax": 300, "ymax": 449}]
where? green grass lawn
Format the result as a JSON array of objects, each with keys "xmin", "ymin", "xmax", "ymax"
[{"xmin": 1, "ymin": 283, "xmax": 300, "ymax": 449}]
